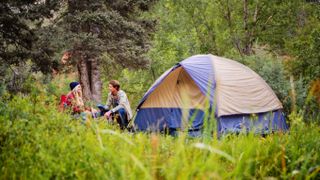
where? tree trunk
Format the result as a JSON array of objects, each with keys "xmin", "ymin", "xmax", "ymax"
[
  {"xmin": 243, "ymin": 0, "xmax": 252, "ymax": 55},
  {"xmin": 77, "ymin": 56, "xmax": 93, "ymax": 102},
  {"xmin": 90, "ymin": 58, "xmax": 102, "ymax": 103},
  {"xmin": 68, "ymin": 0, "xmax": 102, "ymax": 104},
  {"xmin": 290, "ymin": 75, "xmax": 296, "ymax": 112},
  {"xmin": 221, "ymin": 0, "xmax": 243, "ymax": 56}
]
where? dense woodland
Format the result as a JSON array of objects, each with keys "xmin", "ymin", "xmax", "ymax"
[{"xmin": 0, "ymin": 0, "xmax": 320, "ymax": 179}]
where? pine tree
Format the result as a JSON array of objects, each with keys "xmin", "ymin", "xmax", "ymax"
[
  {"xmin": 0, "ymin": 0, "xmax": 59, "ymax": 69},
  {"xmin": 54, "ymin": 0, "xmax": 156, "ymax": 103},
  {"xmin": 0, "ymin": 0, "xmax": 60, "ymax": 92}
]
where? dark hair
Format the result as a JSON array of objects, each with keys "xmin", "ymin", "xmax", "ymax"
[{"xmin": 109, "ymin": 80, "xmax": 120, "ymax": 91}]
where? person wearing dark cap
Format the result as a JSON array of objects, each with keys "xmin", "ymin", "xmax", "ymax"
[
  {"xmin": 102, "ymin": 80, "xmax": 132, "ymax": 129},
  {"xmin": 70, "ymin": 82, "xmax": 80, "ymax": 92},
  {"xmin": 58, "ymin": 81, "xmax": 98, "ymax": 123},
  {"xmin": 66, "ymin": 81, "xmax": 84, "ymax": 113}
]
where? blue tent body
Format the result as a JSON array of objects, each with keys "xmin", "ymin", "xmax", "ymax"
[{"xmin": 134, "ymin": 54, "xmax": 287, "ymax": 136}]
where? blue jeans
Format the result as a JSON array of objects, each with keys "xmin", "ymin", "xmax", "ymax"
[
  {"xmin": 101, "ymin": 108, "xmax": 128, "ymax": 129},
  {"xmin": 117, "ymin": 108, "xmax": 129, "ymax": 129}
]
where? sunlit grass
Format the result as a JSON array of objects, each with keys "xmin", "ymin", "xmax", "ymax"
[{"xmin": 0, "ymin": 94, "xmax": 319, "ymax": 179}]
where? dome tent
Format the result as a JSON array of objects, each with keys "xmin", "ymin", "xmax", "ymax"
[{"xmin": 134, "ymin": 54, "xmax": 287, "ymax": 136}]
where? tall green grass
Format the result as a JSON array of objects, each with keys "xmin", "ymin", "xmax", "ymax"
[{"xmin": 0, "ymin": 92, "xmax": 319, "ymax": 179}]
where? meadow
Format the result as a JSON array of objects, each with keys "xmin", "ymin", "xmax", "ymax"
[{"xmin": 0, "ymin": 89, "xmax": 319, "ymax": 179}]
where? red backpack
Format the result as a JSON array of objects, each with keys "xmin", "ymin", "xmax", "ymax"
[{"xmin": 59, "ymin": 94, "xmax": 68, "ymax": 111}]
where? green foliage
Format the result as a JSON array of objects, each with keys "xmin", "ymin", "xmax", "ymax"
[
  {"xmin": 146, "ymin": 0, "xmax": 222, "ymax": 78},
  {"xmin": 0, "ymin": 0, "xmax": 60, "ymax": 71},
  {"xmin": 0, "ymin": 91, "xmax": 319, "ymax": 179},
  {"xmin": 148, "ymin": 0, "xmax": 320, "ymax": 76},
  {"xmin": 286, "ymin": 28, "xmax": 320, "ymax": 82},
  {"xmin": 0, "ymin": 61, "xmax": 44, "ymax": 95}
]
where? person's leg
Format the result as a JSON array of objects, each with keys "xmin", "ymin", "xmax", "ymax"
[
  {"xmin": 100, "ymin": 109, "xmax": 109, "ymax": 117},
  {"xmin": 89, "ymin": 108, "xmax": 99, "ymax": 118},
  {"xmin": 117, "ymin": 108, "xmax": 128, "ymax": 129}
]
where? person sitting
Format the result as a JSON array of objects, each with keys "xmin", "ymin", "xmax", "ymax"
[
  {"xmin": 60, "ymin": 81, "xmax": 97, "ymax": 120},
  {"xmin": 66, "ymin": 82, "xmax": 85, "ymax": 114},
  {"xmin": 101, "ymin": 80, "xmax": 133, "ymax": 129}
]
